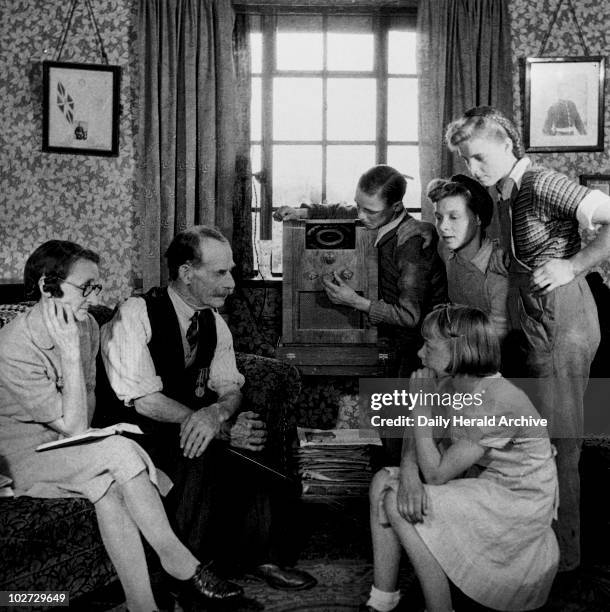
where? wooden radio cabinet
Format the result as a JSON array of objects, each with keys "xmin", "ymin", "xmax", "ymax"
[{"xmin": 276, "ymin": 219, "xmax": 388, "ymax": 375}]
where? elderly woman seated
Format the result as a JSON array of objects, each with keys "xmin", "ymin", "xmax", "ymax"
[{"xmin": 0, "ymin": 240, "xmax": 245, "ymax": 612}]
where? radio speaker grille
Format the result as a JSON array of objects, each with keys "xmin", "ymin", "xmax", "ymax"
[{"xmin": 298, "ymin": 291, "xmax": 362, "ymax": 330}]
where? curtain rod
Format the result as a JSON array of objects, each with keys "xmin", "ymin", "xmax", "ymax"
[
  {"xmin": 234, "ymin": 7, "xmax": 416, "ymax": 17},
  {"xmin": 232, "ymin": 1, "xmax": 417, "ymax": 13}
]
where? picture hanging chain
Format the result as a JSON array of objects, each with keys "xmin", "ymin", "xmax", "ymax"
[
  {"xmin": 54, "ymin": 0, "xmax": 79, "ymax": 60},
  {"xmin": 54, "ymin": 0, "xmax": 110, "ymax": 64},
  {"xmin": 538, "ymin": 0, "xmax": 590, "ymax": 56}
]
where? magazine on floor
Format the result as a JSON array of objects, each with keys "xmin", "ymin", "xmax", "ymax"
[{"xmin": 297, "ymin": 427, "xmax": 382, "ymax": 447}]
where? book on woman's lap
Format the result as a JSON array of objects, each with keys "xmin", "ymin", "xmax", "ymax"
[{"xmin": 36, "ymin": 423, "xmax": 144, "ymax": 451}]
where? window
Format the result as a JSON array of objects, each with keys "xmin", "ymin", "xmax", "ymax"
[{"xmin": 249, "ymin": 10, "xmax": 418, "ymax": 276}]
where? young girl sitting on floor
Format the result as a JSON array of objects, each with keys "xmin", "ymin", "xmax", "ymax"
[{"xmin": 363, "ymin": 305, "xmax": 559, "ymax": 612}]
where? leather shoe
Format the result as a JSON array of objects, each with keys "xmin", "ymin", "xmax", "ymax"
[
  {"xmin": 176, "ymin": 562, "xmax": 244, "ymax": 602},
  {"xmin": 251, "ymin": 563, "xmax": 317, "ymax": 590}
]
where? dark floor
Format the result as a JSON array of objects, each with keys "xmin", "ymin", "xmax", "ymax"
[
  {"xmin": 296, "ymin": 497, "xmax": 610, "ymax": 611},
  {"xmin": 74, "ymin": 495, "xmax": 610, "ymax": 611},
  {"xmin": 74, "ymin": 440, "xmax": 610, "ymax": 611}
]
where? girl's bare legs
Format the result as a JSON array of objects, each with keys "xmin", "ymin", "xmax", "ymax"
[
  {"xmin": 94, "ymin": 483, "xmax": 158, "ymax": 612},
  {"xmin": 383, "ymin": 490, "xmax": 452, "ymax": 612},
  {"xmin": 370, "ymin": 470, "xmax": 402, "ymax": 591}
]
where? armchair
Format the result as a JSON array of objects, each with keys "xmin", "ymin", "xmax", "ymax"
[{"xmin": 0, "ymin": 302, "xmax": 301, "ymax": 599}]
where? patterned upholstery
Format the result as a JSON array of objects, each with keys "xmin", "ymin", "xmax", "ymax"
[
  {"xmin": 0, "ymin": 302, "xmax": 34, "ymax": 328},
  {"xmin": 0, "ymin": 498, "xmax": 115, "ymax": 598},
  {"xmin": 236, "ymin": 352, "xmax": 301, "ymax": 477},
  {"xmin": 0, "ymin": 302, "xmax": 301, "ymax": 597}
]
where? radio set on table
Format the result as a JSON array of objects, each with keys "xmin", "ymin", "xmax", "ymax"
[{"xmin": 277, "ymin": 219, "xmax": 389, "ymax": 375}]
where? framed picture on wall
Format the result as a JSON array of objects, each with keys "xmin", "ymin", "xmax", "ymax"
[
  {"xmin": 42, "ymin": 61, "xmax": 120, "ymax": 156},
  {"xmin": 524, "ymin": 56, "xmax": 605, "ymax": 153},
  {"xmin": 580, "ymin": 174, "xmax": 610, "ymax": 196}
]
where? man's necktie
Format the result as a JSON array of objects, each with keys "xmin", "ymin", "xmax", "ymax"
[
  {"xmin": 188, "ymin": 309, "xmax": 216, "ymax": 399},
  {"xmin": 186, "ymin": 311, "xmax": 200, "ymax": 354}
]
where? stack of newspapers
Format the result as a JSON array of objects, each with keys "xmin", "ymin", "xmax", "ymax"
[{"xmin": 297, "ymin": 427, "xmax": 382, "ymax": 498}]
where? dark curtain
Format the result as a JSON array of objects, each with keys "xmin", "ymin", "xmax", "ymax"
[
  {"xmin": 138, "ymin": 0, "xmax": 253, "ymax": 288},
  {"xmin": 417, "ymin": 0, "xmax": 513, "ymax": 220},
  {"xmin": 232, "ymin": 13, "xmax": 254, "ymax": 279}
]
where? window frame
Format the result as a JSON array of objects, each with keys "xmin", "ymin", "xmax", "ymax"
[{"xmin": 246, "ymin": 6, "xmax": 418, "ymax": 246}]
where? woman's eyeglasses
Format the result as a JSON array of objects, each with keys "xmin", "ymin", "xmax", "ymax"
[{"xmin": 61, "ymin": 279, "xmax": 103, "ymax": 297}]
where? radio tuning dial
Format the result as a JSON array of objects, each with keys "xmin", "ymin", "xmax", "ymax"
[
  {"xmin": 306, "ymin": 271, "xmax": 319, "ymax": 280},
  {"xmin": 323, "ymin": 253, "xmax": 336, "ymax": 264},
  {"xmin": 341, "ymin": 269, "xmax": 354, "ymax": 280}
]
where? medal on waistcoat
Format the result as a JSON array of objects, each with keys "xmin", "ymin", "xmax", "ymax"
[{"xmin": 195, "ymin": 367, "xmax": 209, "ymax": 398}]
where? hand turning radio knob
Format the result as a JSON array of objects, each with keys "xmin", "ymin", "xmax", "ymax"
[
  {"xmin": 341, "ymin": 269, "xmax": 354, "ymax": 280},
  {"xmin": 323, "ymin": 253, "xmax": 336, "ymax": 264}
]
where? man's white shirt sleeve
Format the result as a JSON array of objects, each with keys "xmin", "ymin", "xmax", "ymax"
[
  {"xmin": 576, "ymin": 189, "xmax": 610, "ymax": 231},
  {"xmin": 100, "ymin": 298, "xmax": 244, "ymax": 407},
  {"xmin": 209, "ymin": 312, "xmax": 245, "ymax": 396},
  {"xmin": 100, "ymin": 297, "xmax": 163, "ymax": 406}
]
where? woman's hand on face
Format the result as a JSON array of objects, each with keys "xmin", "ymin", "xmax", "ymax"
[{"xmin": 42, "ymin": 298, "xmax": 81, "ymax": 362}]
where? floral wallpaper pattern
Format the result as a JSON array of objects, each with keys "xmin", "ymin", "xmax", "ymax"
[
  {"xmin": 0, "ymin": 0, "xmax": 139, "ymax": 305},
  {"xmin": 227, "ymin": 1, "xmax": 610, "ymax": 425},
  {"xmin": 2, "ymin": 0, "xmax": 609, "ymax": 426},
  {"xmin": 508, "ymin": 0, "xmax": 610, "ymax": 283}
]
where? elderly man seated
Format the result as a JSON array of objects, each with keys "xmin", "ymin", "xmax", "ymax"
[{"xmin": 100, "ymin": 225, "xmax": 316, "ymax": 591}]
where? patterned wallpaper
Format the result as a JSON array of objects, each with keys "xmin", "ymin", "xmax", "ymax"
[
  {"xmin": 0, "ymin": 0, "xmax": 139, "ymax": 305},
  {"xmin": 229, "ymin": 1, "xmax": 610, "ymax": 424},
  {"xmin": 509, "ymin": 0, "xmax": 609, "ymax": 173},
  {"xmin": 508, "ymin": 0, "xmax": 610, "ymax": 281},
  {"xmin": 1, "ymin": 0, "xmax": 609, "ymax": 426},
  {"xmin": 1, "ymin": 0, "xmax": 607, "ymax": 300}
]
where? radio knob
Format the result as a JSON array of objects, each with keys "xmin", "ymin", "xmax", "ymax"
[
  {"xmin": 323, "ymin": 253, "xmax": 336, "ymax": 264},
  {"xmin": 341, "ymin": 269, "xmax": 354, "ymax": 280}
]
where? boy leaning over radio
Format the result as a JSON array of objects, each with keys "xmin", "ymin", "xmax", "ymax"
[{"xmin": 274, "ymin": 165, "xmax": 447, "ymax": 462}]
